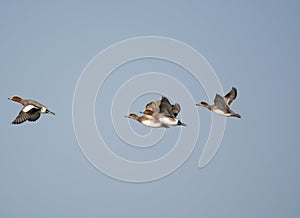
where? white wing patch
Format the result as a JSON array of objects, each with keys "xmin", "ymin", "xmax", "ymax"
[{"xmin": 23, "ymin": 105, "xmax": 39, "ymax": 112}]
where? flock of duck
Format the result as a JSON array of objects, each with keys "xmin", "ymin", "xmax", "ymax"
[
  {"xmin": 126, "ymin": 87, "xmax": 241, "ymax": 128},
  {"xmin": 8, "ymin": 87, "xmax": 240, "ymax": 126}
]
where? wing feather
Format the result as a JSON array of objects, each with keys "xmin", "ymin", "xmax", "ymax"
[
  {"xmin": 214, "ymin": 94, "xmax": 228, "ymax": 111},
  {"xmin": 224, "ymin": 87, "xmax": 237, "ymax": 105}
]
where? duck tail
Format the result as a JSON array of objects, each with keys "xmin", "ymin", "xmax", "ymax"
[
  {"xmin": 232, "ymin": 113, "xmax": 241, "ymax": 118},
  {"xmin": 178, "ymin": 120, "xmax": 187, "ymax": 127}
]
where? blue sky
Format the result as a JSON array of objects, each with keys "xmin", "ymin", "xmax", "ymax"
[{"xmin": 0, "ymin": 1, "xmax": 299, "ymax": 217}]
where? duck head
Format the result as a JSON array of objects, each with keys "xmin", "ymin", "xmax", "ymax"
[
  {"xmin": 8, "ymin": 95, "xmax": 22, "ymax": 103},
  {"xmin": 196, "ymin": 102, "xmax": 210, "ymax": 108},
  {"xmin": 125, "ymin": 113, "xmax": 139, "ymax": 120}
]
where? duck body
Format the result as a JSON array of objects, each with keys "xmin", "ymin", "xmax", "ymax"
[
  {"xmin": 143, "ymin": 109, "xmax": 186, "ymax": 127},
  {"xmin": 196, "ymin": 87, "xmax": 241, "ymax": 118},
  {"xmin": 9, "ymin": 96, "xmax": 55, "ymax": 124},
  {"xmin": 125, "ymin": 113, "xmax": 169, "ymax": 128}
]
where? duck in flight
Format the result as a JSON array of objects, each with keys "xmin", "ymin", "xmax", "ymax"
[
  {"xmin": 144, "ymin": 97, "xmax": 181, "ymax": 117},
  {"xmin": 143, "ymin": 96, "xmax": 186, "ymax": 126},
  {"xmin": 9, "ymin": 96, "xmax": 55, "ymax": 124},
  {"xmin": 126, "ymin": 96, "xmax": 186, "ymax": 128},
  {"xmin": 196, "ymin": 87, "xmax": 241, "ymax": 118}
]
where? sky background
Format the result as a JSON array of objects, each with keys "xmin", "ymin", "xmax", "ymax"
[{"xmin": 0, "ymin": 1, "xmax": 299, "ymax": 217}]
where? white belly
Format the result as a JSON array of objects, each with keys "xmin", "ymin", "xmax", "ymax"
[
  {"xmin": 214, "ymin": 109, "xmax": 230, "ymax": 116},
  {"xmin": 159, "ymin": 116, "xmax": 178, "ymax": 126},
  {"xmin": 142, "ymin": 119, "xmax": 162, "ymax": 128}
]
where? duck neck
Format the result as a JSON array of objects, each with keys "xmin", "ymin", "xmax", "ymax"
[
  {"xmin": 137, "ymin": 115, "xmax": 145, "ymax": 122},
  {"xmin": 129, "ymin": 114, "xmax": 142, "ymax": 121},
  {"xmin": 200, "ymin": 102, "xmax": 211, "ymax": 110}
]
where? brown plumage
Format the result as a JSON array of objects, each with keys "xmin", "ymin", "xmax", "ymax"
[
  {"xmin": 196, "ymin": 87, "xmax": 241, "ymax": 118},
  {"xmin": 9, "ymin": 95, "xmax": 55, "ymax": 124}
]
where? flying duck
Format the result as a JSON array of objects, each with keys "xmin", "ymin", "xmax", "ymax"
[
  {"xmin": 142, "ymin": 96, "xmax": 186, "ymax": 127},
  {"xmin": 9, "ymin": 95, "xmax": 55, "ymax": 124},
  {"xmin": 126, "ymin": 96, "xmax": 186, "ymax": 128},
  {"xmin": 196, "ymin": 87, "xmax": 241, "ymax": 118}
]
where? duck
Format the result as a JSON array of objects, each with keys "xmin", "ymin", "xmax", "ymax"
[
  {"xmin": 126, "ymin": 96, "xmax": 186, "ymax": 128},
  {"xmin": 196, "ymin": 87, "xmax": 241, "ymax": 118},
  {"xmin": 142, "ymin": 96, "xmax": 187, "ymax": 127},
  {"xmin": 125, "ymin": 113, "xmax": 169, "ymax": 128},
  {"xmin": 8, "ymin": 95, "xmax": 55, "ymax": 124}
]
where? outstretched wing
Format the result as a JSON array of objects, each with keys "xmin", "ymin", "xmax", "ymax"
[
  {"xmin": 145, "ymin": 97, "xmax": 181, "ymax": 117},
  {"xmin": 12, "ymin": 111, "xmax": 31, "ymax": 124},
  {"xmin": 159, "ymin": 96, "xmax": 174, "ymax": 117},
  {"xmin": 224, "ymin": 87, "xmax": 237, "ymax": 105},
  {"xmin": 172, "ymin": 103, "xmax": 181, "ymax": 117},
  {"xmin": 12, "ymin": 107, "xmax": 40, "ymax": 124},
  {"xmin": 145, "ymin": 100, "xmax": 160, "ymax": 113},
  {"xmin": 214, "ymin": 94, "xmax": 228, "ymax": 111}
]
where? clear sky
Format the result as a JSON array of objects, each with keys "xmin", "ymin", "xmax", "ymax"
[{"xmin": 0, "ymin": 1, "xmax": 299, "ymax": 217}]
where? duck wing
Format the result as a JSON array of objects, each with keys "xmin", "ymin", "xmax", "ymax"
[
  {"xmin": 224, "ymin": 87, "xmax": 237, "ymax": 105},
  {"xmin": 145, "ymin": 100, "xmax": 160, "ymax": 113},
  {"xmin": 12, "ymin": 107, "xmax": 40, "ymax": 124},
  {"xmin": 172, "ymin": 103, "xmax": 181, "ymax": 117},
  {"xmin": 159, "ymin": 96, "xmax": 174, "ymax": 117},
  {"xmin": 12, "ymin": 111, "xmax": 31, "ymax": 124},
  {"xmin": 28, "ymin": 112, "xmax": 41, "ymax": 122},
  {"xmin": 214, "ymin": 94, "xmax": 229, "ymax": 111}
]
